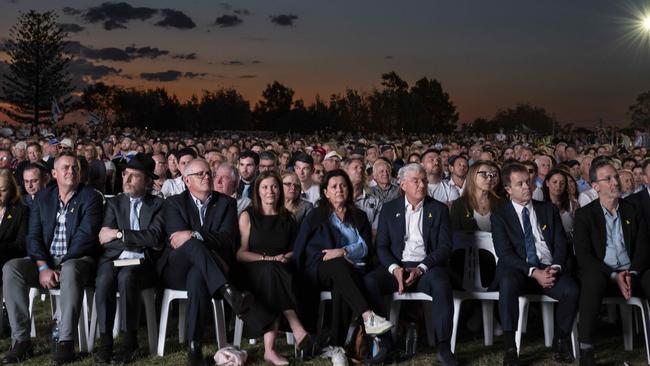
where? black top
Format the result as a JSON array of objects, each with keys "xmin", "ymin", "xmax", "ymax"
[{"xmin": 246, "ymin": 206, "xmax": 296, "ymax": 257}]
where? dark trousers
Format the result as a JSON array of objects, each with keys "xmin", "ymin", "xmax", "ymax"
[
  {"xmin": 578, "ymin": 270, "xmax": 650, "ymax": 345},
  {"xmin": 317, "ymin": 257, "xmax": 369, "ymax": 346},
  {"xmin": 364, "ymin": 264, "xmax": 454, "ymax": 343},
  {"xmin": 160, "ymin": 241, "xmax": 228, "ymax": 342},
  {"xmin": 497, "ymin": 268, "xmax": 579, "ymax": 336},
  {"xmin": 94, "ymin": 257, "xmax": 155, "ymax": 335}
]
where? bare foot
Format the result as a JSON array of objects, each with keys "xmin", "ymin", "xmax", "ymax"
[{"xmin": 264, "ymin": 350, "xmax": 289, "ymax": 366}]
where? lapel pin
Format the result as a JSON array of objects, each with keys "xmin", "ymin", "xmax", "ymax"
[
  {"xmin": 396, "ymin": 213, "xmax": 401, "ymax": 218},
  {"xmin": 626, "ymin": 219, "xmax": 631, "ymax": 225},
  {"xmin": 6, "ymin": 215, "xmax": 11, "ymax": 220},
  {"xmin": 428, "ymin": 212, "xmax": 433, "ymax": 219},
  {"xmin": 541, "ymin": 224, "xmax": 547, "ymax": 231},
  {"xmin": 69, "ymin": 208, "xmax": 74, "ymax": 214}
]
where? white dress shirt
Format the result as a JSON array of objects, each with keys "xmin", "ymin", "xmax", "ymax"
[
  {"xmin": 427, "ymin": 180, "xmax": 459, "ymax": 204},
  {"xmin": 161, "ymin": 176, "xmax": 186, "ymax": 198},
  {"xmin": 388, "ymin": 197, "xmax": 429, "ymax": 275},
  {"xmin": 511, "ymin": 201, "xmax": 558, "ymax": 275},
  {"xmin": 301, "ymin": 184, "xmax": 321, "ymax": 205}
]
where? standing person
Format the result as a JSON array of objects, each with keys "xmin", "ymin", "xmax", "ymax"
[
  {"xmin": 237, "ymin": 172, "xmax": 313, "ymax": 365},
  {"xmin": 92, "ymin": 154, "xmax": 165, "ymax": 364},
  {"xmin": 364, "ymin": 164, "xmax": 459, "ymax": 366},
  {"xmin": 158, "ymin": 159, "xmax": 253, "ymax": 366},
  {"xmin": 281, "ymin": 172, "xmax": 313, "ymax": 226},
  {"xmin": 2, "ymin": 152, "xmax": 103, "ymax": 364},
  {"xmin": 573, "ymin": 159, "xmax": 650, "ymax": 366},
  {"xmin": 490, "ymin": 163, "xmax": 578, "ymax": 365}
]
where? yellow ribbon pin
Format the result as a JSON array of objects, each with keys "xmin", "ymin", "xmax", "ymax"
[
  {"xmin": 6, "ymin": 215, "xmax": 11, "ymax": 220},
  {"xmin": 541, "ymin": 224, "xmax": 547, "ymax": 231},
  {"xmin": 626, "ymin": 220, "xmax": 631, "ymax": 225},
  {"xmin": 428, "ymin": 212, "xmax": 432, "ymax": 219}
]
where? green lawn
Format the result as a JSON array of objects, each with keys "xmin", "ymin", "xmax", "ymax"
[{"xmin": 1, "ymin": 298, "xmax": 645, "ymax": 365}]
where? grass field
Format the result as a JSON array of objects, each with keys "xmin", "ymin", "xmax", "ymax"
[{"xmin": 0, "ymin": 297, "xmax": 645, "ymax": 365}]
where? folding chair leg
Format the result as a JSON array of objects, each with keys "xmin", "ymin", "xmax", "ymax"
[
  {"xmin": 141, "ymin": 289, "xmax": 158, "ymax": 355},
  {"xmin": 422, "ymin": 302, "xmax": 436, "ymax": 347},
  {"xmin": 233, "ymin": 317, "xmax": 243, "ymax": 348},
  {"xmin": 212, "ymin": 300, "xmax": 227, "ymax": 349},
  {"xmin": 620, "ymin": 305, "xmax": 634, "ymax": 351},
  {"xmin": 481, "ymin": 301, "xmax": 495, "ymax": 346},
  {"xmin": 515, "ymin": 298, "xmax": 529, "ymax": 355},
  {"xmin": 571, "ymin": 318, "xmax": 580, "ymax": 361},
  {"xmin": 389, "ymin": 301, "xmax": 402, "ymax": 342},
  {"xmin": 178, "ymin": 301, "xmax": 186, "ymax": 344},
  {"xmin": 157, "ymin": 293, "xmax": 172, "ymax": 357},
  {"xmin": 541, "ymin": 302, "xmax": 555, "ymax": 347},
  {"xmin": 450, "ymin": 298, "xmax": 462, "ymax": 353}
]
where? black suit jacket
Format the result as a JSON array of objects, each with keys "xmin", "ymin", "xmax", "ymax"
[
  {"xmin": 157, "ymin": 190, "xmax": 239, "ymax": 275},
  {"xmin": 0, "ymin": 202, "xmax": 29, "ymax": 261},
  {"xmin": 99, "ymin": 192, "xmax": 165, "ymax": 262},
  {"xmin": 629, "ymin": 189, "xmax": 650, "ymax": 230},
  {"xmin": 27, "ymin": 183, "xmax": 103, "ymax": 266},
  {"xmin": 490, "ymin": 200, "xmax": 567, "ymax": 285},
  {"xmin": 574, "ymin": 198, "xmax": 649, "ymax": 276},
  {"xmin": 376, "ymin": 195, "xmax": 452, "ymax": 270},
  {"xmin": 449, "ymin": 195, "xmax": 507, "ymax": 231}
]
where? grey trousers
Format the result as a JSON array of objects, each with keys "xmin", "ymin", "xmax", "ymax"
[{"xmin": 2, "ymin": 256, "xmax": 95, "ymax": 342}]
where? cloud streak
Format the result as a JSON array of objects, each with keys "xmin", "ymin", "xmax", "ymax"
[{"xmin": 269, "ymin": 14, "xmax": 298, "ymax": 27}]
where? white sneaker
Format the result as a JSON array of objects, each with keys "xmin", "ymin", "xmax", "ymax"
[
  {"xmin": 363, "ymin": 312, "xmax": 393, "ymax": 335},
  {"xmin": 320, "ymin": 346, "xmax": 348, "ymax": 366}
]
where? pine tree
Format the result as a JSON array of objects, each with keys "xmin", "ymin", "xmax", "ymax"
[{"xmin": 1, "ymin": 10, "xmax": 72, "ymax": 124}]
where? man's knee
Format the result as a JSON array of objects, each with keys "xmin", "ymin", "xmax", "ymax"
[{"xmin": 2, "ymin": 258, "xmax": 34, "ymax": 286}]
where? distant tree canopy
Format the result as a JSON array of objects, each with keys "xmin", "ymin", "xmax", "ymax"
[
  {"xmin": 1, "ymin": 10, "xmax": 72, "ymax": 124},
  {"xmin": 629, "ymin": 90, "xmax": 650, "ymax": 129},
  {"xmin": 464, "ymin": 103, "xmax": 559, "ymax": 135}
]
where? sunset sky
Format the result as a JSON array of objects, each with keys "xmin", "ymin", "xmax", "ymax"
[{"xmin": 1, "ymin": 0, "xmax": 650, "ymax": 126}]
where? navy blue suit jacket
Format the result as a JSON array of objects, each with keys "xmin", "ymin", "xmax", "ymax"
[
  {"xmin": 630, "ymin": 188, "xmax": 650, "ymax": 230},
  {"xmin": 490, "ymin": 200, "xmax": 567, "ymax": 284},
  {"xmin": 27, "ymin": 183, "xmax": 103, "ymax": 265},
  {"xmin": 376, "ymin": 195, "xmax": 452, "ymax": 270}
]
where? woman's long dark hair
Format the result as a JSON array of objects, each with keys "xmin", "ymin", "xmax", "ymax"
[
  {"xmin": 251, "ymin": 171, "xmax": 289, "ymax": 218},
  {"xmin": 317, "ymin": 169, "xmax": 363, "ymax": 228},
  {"xmin": 542, "ymin": 168, "xmax": 570, "ymax": 212}
]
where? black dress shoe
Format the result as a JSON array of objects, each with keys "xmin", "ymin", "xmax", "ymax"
[
  {"xmin": 296, "ymin": 334, "xmax": 316, "ymax": 359},
  {"xmin": 552, "ymin": 337, "xmax": 575, "ymax": 363},
  {"xmin": 579, "ymin": 349, "xmax": 597, "ymax": 366},
  {"xmin": 187, "ymin": 341, "xmax": 205, "ymax": 366},
  {"xmin": 2, "ymin": 340, "xmax": 33, "ymax": 364},
  {"xmin": 218, "ymin": 283, "xmax": 254, "ymax": 315},
  {"xmin": 93, "ymin": 334, "xmax": 113, "ymax": 364},
  {"xmin": 52, "ymin": 340, "xmax": 75, "ymax": 365},
  {"xmin": 502, "ymin": 347, "xmax": 520, "ymax": 366},
  {"xmin": 113, "ymin": 332, "xmax": 139, "ymax": 364},
  {"xmin": 437, "ymin": 349, "xmax": 460, "ymax": 366}
]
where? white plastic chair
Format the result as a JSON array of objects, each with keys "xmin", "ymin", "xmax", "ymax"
[
  {"xmin": 156, "ymin": 289, "xmax": 227, "ymax": 357},
  {"xmin": 233, "ymin": 317, "xmax": 296, "ymax": 349},
  {"xmin": 450, "ymin": 231, "xmax": 500, "ymax": 352},
  {"xmin": 388, "ymin": 292, "xmax": 436, "ymax": 346},
  {"xmin": 601, "ymin": 297, "xmax": 650, "ymax": 364},
  {"xmin": 48, "ymin": 288, "xmax": 93, "ymax": 353},
  {"xmin": 87, "ymin": 288, "xmax": 158, "ymax": 355}
]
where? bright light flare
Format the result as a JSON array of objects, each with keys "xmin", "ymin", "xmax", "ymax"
[{"xmin": 643, "ymin": 16, "xmax": 650, "ymax": 31}]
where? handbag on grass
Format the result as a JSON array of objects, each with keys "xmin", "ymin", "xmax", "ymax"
[{"xmin": 213, "ymin": 346, "xmax": 248, "ymax": 366}]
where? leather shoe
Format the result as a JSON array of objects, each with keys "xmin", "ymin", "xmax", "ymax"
[
  {"xmin": 502, "ymin": 347, "xmax": 520, "ymax": 366},
  {"xmin": 2, "ymin": 340, "xmax": 33, "ymax": 364},
  {"xmin": 187, "ymin": 341, "xmax": 205, "ymax": 366},
  {"xmin": 579, "ymin": 349, "xmax": 597, "ymax": 366},
  {"xmin": 552, "ymin": 337, "xmax": 574, "ymax": 363},
  {"xmin": 218, "ymin": 283, "xmax": 254, "ymax": 315},
  {"xmin": 437, "ymin": 349, "xmax": 459, "ymax": 366},
  {"xmin": 52, "ymin": 340, "xmax": 75, "ymax": 365},
  {"xmin": 93, "ymin": 334, "xmax": 113, "ymax": 364},
  {"xmin": 113, "ymin": 332, "xmax": 139, "ymax": 364}
]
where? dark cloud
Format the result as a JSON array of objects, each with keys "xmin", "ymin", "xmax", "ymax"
[
  {"xmin": 251, "ymin": 60, "xmax": 261, "ymax": 64},
  {"xmin": 184, "ymin": 72, "xmax": 207, "ymax": 79},
  {"xmin": 156, "ymin": 9, "xmax": 196, "ymax": 29},
  {"xmin": 60, "ymin": 23, "xmax": 85, "ymax": 33},
  {"xmin": 82, "ymin": 2, "xmax": 158, "ymax": 30},
  {"xmin": 173, "ymin": 53, "xmax": 197, "ymax": 60},
  {"xmin": 239, "ymin": 75, "xmax": 257, "ymax": 79},
  {"xmin": 62, "ymin": 6, "xmax": 81, "ymax": 16},
  {"xmin": 222, "ymin": 61, "xmax": 243, "ymax": 66},
  {"xmin": 69, "ymin": 58, "xmax": 121, "ymax": 81},
  {"xmin": 214, "ymin": 15, "xmax": 242, "ymax": 28},
  {"xmin": 140, "ymin": 70, "xmax": 182, "ymax": 82},
  {"xmin": 234, "ymin": 9, "xmax": 251, "ymax": 16},
  {"xmin": 269, "ymin": 14, "xmax": 298, "ymax": 27},
  {"xmin": 66, "ymin": 41, "xmax": 169, "ymax": 61}
]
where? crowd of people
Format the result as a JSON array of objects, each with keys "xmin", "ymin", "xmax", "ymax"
[{"xmin": 0, "ymin": 123, "xmax": 647, "ymax": 366}]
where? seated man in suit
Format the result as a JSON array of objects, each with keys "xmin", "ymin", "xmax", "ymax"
[
  {"xmin": 629, "ymin": 158, "xmax": 650, "ymax": 227},
  {"xmin": 2, "ymin": 152, "xmax": 103, "ymax": 364},
  {"xmin": 93, "ymin": 154, "xmax": 165, "ymax": 364},
  {"xmin": 491, "ymin": 163, "xmax": 578, "ymax": 366},
  {"xmin": 159, "ymin": 159, "xmax": 253, "ymax": 366},
  {"xmin": 364, "ymin": 163, "xmax": 458, "ymax": 366},
  {"xmin": 574, "ymin": 158, "xmax": 650, "ymax": 366}
]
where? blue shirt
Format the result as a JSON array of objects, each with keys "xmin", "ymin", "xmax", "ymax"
[
  {"xmin": 601, "ymin": 204, "xmax": 631, "ymax": 271},
  {"xmin": 576, "ymin": 177, "xmax": 591, "ymax": 193},
  {"xmin": 329, "ymin": 212, "xmax": 368, "ymax": 265}
]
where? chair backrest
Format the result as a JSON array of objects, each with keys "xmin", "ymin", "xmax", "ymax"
[{"xmin": 452, "ymin": 231, "xmax": 497, "ymax": 292}]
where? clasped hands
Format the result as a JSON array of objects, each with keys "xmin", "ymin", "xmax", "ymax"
[
  {"xmin": 392, "ymin": 266, "xmax": 423, "ymax": 294},
  {"xmin": 531, "ymin": 266, "xmax": 559, "ymax": 289},
  {"xmin": 615, "ymin": 270, "xmax": 633, "ymax": 300}
]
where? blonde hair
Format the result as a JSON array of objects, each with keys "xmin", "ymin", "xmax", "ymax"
[{"xmin": 0, "ymin": 169, "xmax": 20, "ymax": 205}]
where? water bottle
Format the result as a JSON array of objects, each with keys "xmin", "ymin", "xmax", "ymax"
[
  {"xmin": 405, "ymin": 322, "xmax": 417, "ymax": 356},
  {"xmin": 51, "ymin": 322, "xmax": 60, "ymax": 353}
]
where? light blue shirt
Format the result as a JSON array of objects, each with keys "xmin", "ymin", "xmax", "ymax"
[
  {"xmin": 329, "ymin": 212, "xmax": 368, "ymax": 264},
  {"xmin": 576, "ymin": 177, "xmax": 591, "ymax": 193},
  {"xmin": 602, "ymin": 204, "xmax": 631, "ymax": 272}
]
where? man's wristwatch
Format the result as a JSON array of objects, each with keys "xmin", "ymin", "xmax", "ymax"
[{"xmin": 116, "ymin": 230, "xmax": 123, "ymax": 240}]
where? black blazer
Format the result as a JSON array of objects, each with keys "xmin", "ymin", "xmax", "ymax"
[
  {"xmin": 99, "ymin": 192, "xmax": 165, "ymax": 262},
  {"xmin": 0, "ymin": 202, "xmax": 29, "ymax": 261},
  {"xmin": 157, "ymin": 190, "xmax": 239, "ymax": 275},
  {"xmin": 629, "ymin": 189, "xmax": 650, "ymax": 230},
  {"xmin": 376, "ymin": 195, "xmax": 452, "ymax": 270},
  {"xmin": 27, "ymin": 183, "xmax": 103, "ymax": 266},
  {"xmin": 574, "ymin": 198, "xmax": 649, "ymax": 276},
  {"xmin": 490, "ymin": 200, "xmax": 567, "ymax": 285},
  {"xmin": 450, "ymin": 195, "xmax": 507, "ymax": 231}
]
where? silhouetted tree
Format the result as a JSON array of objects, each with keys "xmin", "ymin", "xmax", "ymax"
[
  {"xmin": 491, "ymin": 103, "xmax": 558, "ymax": 134},
  {"xmin": 629, "ymin": 91, "xmax": 650, "ymax": 129},
  {"xmin": 254, "ymin": 81, "xmax": 294, "ymax": 130}
]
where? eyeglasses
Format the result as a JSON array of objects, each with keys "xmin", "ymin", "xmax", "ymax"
[
  {"xmin": 477, "ymin": 171, "xmax": 498, "ymax": 180},
  {"xmin": 594, "ymin": 174, "xmax": 619, "ymax": 183},
  {"xmin": 186, "ymin": 171, "xmax": 212, "ymax": 179},
  {"xmin": 283, "ymin": 182, "xmax": 300, "ymax": 188}
]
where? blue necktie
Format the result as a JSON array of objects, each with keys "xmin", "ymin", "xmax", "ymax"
[
  {"xmin": 522, "ymin": 207, "xmax": 541, "ymax": 266},
  {"xmin": 130, "ymin": 199, "xmax": 141, "ymax": 230}
]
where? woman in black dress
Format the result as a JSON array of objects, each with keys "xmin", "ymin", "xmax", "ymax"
[{"xmin": 237, "ymin": 171, "xmax": 310, "ymax": 365}]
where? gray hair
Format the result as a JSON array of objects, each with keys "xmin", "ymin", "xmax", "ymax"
[
  {"xmin": 216, "ymin": 162, "xmax": 239, "ymax": 181},
  {"xmin": 397, "ymin": 163, "xmax": 426, "ymax": 182},
  {"xmin": 534, "ymin": 155, "xmax": 552, "ymax": 166}
]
